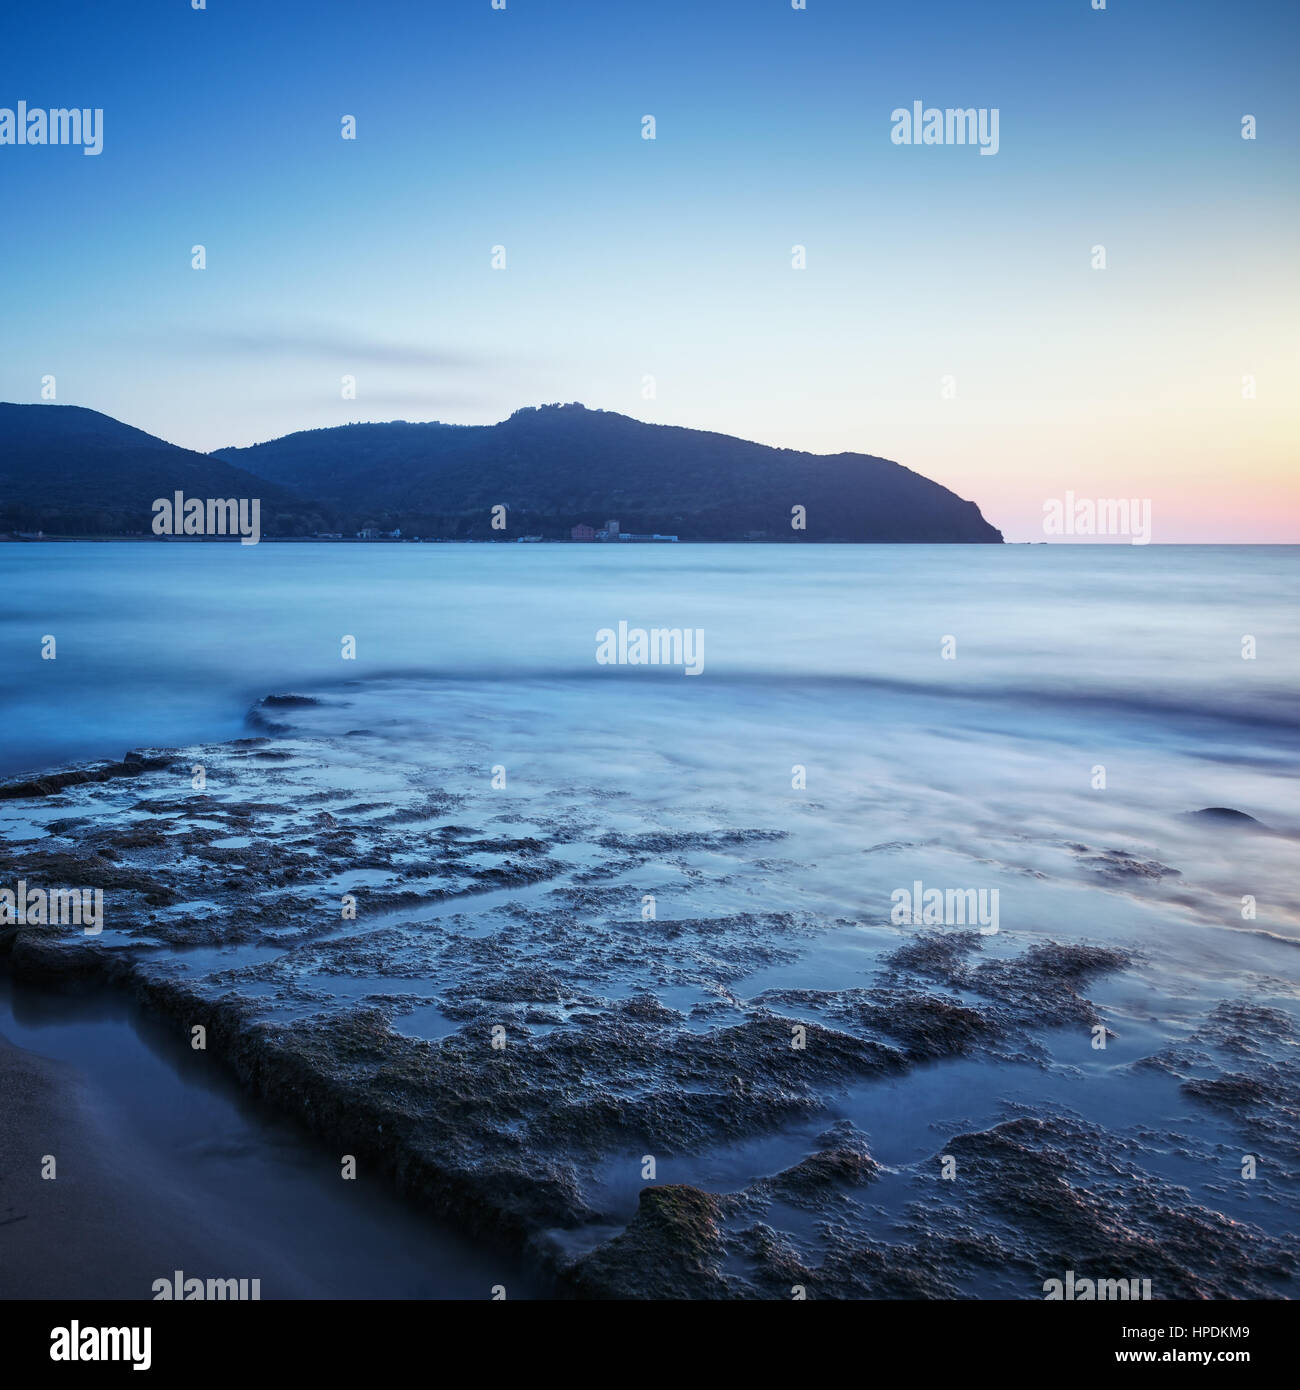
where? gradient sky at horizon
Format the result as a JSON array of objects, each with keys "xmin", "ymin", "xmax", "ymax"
[{"xmin": 1, "ymin": 0, "xmax": 1297, "ymax": 541}]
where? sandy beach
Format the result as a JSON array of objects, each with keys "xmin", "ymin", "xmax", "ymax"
[{"xmin": 0, "ymin": 1029, "xmax": 282, "ymax": 1300}]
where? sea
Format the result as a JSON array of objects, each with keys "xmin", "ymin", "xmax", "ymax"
[{"xmin": 1, "ymin": 541, "xmax": 1297, "ymax": 1297}]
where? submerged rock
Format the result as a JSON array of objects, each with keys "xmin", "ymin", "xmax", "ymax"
[{"xmin": 1188, "ymin": 807, "xmax": 1266, "ymax": 828}]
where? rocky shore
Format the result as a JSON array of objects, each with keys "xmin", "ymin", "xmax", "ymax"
[{"xmin": 1, "ymin": 689, "xmax": 1295, "ymax": 1298}]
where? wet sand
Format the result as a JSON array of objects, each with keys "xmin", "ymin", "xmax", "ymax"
[
  {"xmin": 0, "ymin": 1029, "xmax": 285, "ymax": 1300},
  {"xmin": 0, "ymin": 976, "xmax": 543, "ymax": 1300}
]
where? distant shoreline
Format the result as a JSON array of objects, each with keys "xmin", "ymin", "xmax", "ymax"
[
  {"xmin": 0, "ymin": 535, "xmax": 1008, "ymax": 545},
  {"xmin": 4, "ymin": 536, "xmax": 1290, "ymax": 546}
]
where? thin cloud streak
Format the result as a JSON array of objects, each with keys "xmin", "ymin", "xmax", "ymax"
[{"xmin": 192, "ymin": 328, "xmax": 480, "ymax": 369}]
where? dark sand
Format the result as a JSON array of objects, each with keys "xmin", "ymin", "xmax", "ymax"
[{"xmin": 0, "ymin": 1029, "xmax": 303, "ymax": 1300}]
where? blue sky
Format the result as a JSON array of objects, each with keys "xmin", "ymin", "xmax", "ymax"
[{"xmin": 1, "ymin": 0, "xmax": 1297, "ymax": 539}]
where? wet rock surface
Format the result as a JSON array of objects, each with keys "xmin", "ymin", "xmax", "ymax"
[
  {"xmin": 1135, "ymin": 1002, "xmax": 1300, "ymax": 1169},
  {"xmin": 1187, "ymin": 807, "xmax": 1265, "ymax": 827},
  {"xmin": 1, "ymin": 687, "xmax": 1296, "ymax": 1299}
]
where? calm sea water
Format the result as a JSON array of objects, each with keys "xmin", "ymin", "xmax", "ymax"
[{"xmin": 2, "ymin": 541, "xmax": 1296, "ymax": 771}]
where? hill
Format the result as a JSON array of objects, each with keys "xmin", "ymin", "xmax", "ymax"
[
  {"xmin": 0, "ymin": 405, "xmax": 326, "ymax": 537},
  {"xmin": 216, "ymin": 403, "xmax": 1002, "ymax": 542},
  {"xmin": 0, "ymin": 402, "xmax": 1003, "ymax": 542}
]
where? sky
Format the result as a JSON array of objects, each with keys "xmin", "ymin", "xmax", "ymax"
[{"xmin": 1, "ymin": 0, "xmax": 1297, "ymax": 542}]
